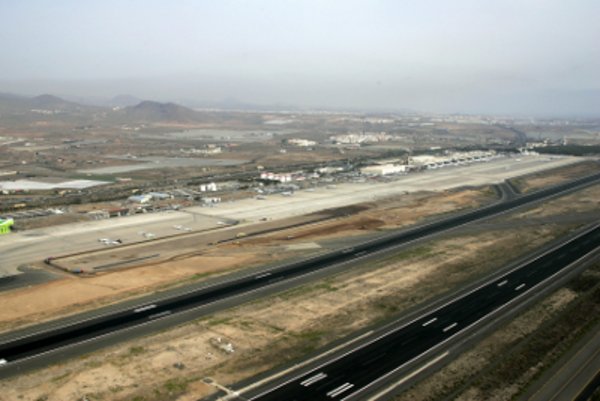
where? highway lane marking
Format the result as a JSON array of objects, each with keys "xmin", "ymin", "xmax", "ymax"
[
  {"xmin": 148, "ymin": 311, "xmax": 171, "ymax": 319},
  {"xmin": 327, "ymin": 382, "xmax": 354, "ymax": 398},
  {"xmin": 300, "ymin": 372, "xmax": 327, "ymax": 387},
  {"xmin": 515, "ymin": 283, "xmax": 526, "ymax": 291},
  {"xmin": 244, "ymin": 224, "xmax": 600, "ymax": 401},
  {"xmin": 422, "ymin": 317, "xmax": 437, "ymax": 327},
  {"xmin": 133, "ymin": 304, "xmax": 157, "ymax": 313},
  {"xmin": 254, "ymin": 273, "xmax": 272, "ymax": 280},
  {"xmin": 497, "ymin": 279, "xmax": 508, "ymax": 287},
  {"xmin": 442, "ymin": 322, "xmax": 458, "ymax": 332}
]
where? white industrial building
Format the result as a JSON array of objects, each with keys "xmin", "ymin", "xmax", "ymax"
[
  {"xmin": 260, "ymin": 172, "xmax": 293, "ymax": 182},
  {"xmin": 288, "ymin": 138, "xmax": 317, "ymax": 147},
  {"xmin": 200, "ymin": 182, "xmax": 218, "ymax": 192},
  {"xmin": 410, "ymin": 151, "xmax": 496, "ymax": 169},
  {"xmin": 361, "ymin": 164, "xmax": 408, "ymax": 176}
]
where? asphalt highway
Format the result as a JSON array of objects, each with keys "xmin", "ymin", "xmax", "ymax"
[
  {"xmin": 245, "ymin": 225, "xmax": 600, "ymax": 401},
  {"xmin": 0, "ymin": 172, "xmax": 599, "ymax": 368}
]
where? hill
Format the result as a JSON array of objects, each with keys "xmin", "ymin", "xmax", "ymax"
[
  {"xmin": 121, "ymin": 100, "xmax": 201, "ymax": 123},
  {"xmin": 28, "ymin": 94, "xmax": 84, "ymax": 111},
  {"xmin": 0, "ymin": 93, "xmax": 97, "ymax": 114},
  {"xmin": 109, "ymin": 94, "xmax": 142, "ymax": 108}
]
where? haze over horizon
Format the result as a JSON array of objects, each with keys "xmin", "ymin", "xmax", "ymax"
[{"xmin": 1, "ymin": 0, "xmax": 599, "ymax": 116}]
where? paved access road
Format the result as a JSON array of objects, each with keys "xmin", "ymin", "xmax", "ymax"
[
  {"xmin": 245, "ymin": 225, "xmax": 600, "ymax": 401},
  {"xmin": 0, "ymin": 172, "xmax": 599, "ymax": 368}
]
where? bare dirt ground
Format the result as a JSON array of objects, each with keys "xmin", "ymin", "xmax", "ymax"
[
  {"xmin": 510, "ymin": 184, "xmax": 600, "ymax": 220},
  {"xmin": 242, "ymin": 188, "xmax": 491, "ymax": 245},
  {"xmin": 0, "ymin": 252, "xmax": 259, "ymax": 332},
  {"xmin": 512, "ymin": 160, "xmax": 600, "ymax": 193},
  {"xmin": 0, "ymin": 221, "xmax": 581, "ymax": 401},
  {"xmin": 0, "ymin": 188, "xmax": 490, "ymax": 334}
]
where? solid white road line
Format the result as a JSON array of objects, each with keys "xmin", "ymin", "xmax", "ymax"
[{"xmin": 363, "ymin": 351, "xmax": 449, "ymax": 401}]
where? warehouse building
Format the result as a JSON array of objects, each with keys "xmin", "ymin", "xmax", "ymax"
[{"xmin": 361, "ymin": 163, "xmax": 408, "ymax": 176}]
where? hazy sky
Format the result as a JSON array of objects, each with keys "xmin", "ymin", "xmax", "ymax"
[{"xmin": 1, "ymin": 0, "xmax": 599, "ymax": 115}]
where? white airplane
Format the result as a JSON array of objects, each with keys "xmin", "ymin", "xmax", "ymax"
[{"xmin": 99, "ymin": 238, "xmax": 122, "ymax": 245}]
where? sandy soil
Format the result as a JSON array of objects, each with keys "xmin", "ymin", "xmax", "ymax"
[
  {"xmin": 514, "ymin": 160, "xmax": 600, "ymax": 193},
  {"xmin": 0, "ymin": 252, "xmax": 260, "ymax": 332},
  {"xmin": 511, "ymin": 184, "xmax": 600, "ymax": 220},
  {"xmin": 242, "ymin": 189, "xmax": 489, "ymax": 244}
]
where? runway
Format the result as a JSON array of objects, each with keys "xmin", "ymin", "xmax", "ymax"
[
  {"xmin": 0, "ymin": 171, "xmax": 599, "ymax": 371},
  {"xmin": 243, "ymin": 225, "xmax": 600, "ymax": 401}
]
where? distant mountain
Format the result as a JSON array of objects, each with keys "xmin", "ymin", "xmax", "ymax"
[
  {"xmin": 109, "ymin": 94, "xmax": 142, "ymax": 108},
  {"xmin": 121, "ymin": 100, "xmax": 201, "ymax": 123},
  {"xmin": 0, "ymin": 92, "xmax": 106, "ymax": 122},
  {"xmin": 0, "ymin": 92, "xmax": 28, "ymax": 101},
  {"xmin": 0, "ymin": 92, "xmax": 204, "ymax": 123},
  {"xmin": 28, "ymin": 94, "xmax": 83, "ymax": 110}
]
